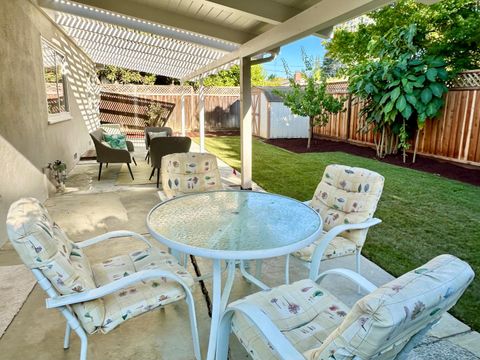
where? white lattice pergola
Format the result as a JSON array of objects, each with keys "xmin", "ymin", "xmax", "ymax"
[{"xmin": 40, "ymin": 0, "xmax": 436, "ymax": 194}]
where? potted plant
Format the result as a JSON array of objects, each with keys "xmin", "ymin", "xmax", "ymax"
[
  {"xmin": 145, "ymin": 103, "xmax": 169, "ymax": 127},
  {"xmin": 48, "ymin": 160, "xmax": 67, "ymax": 192}
]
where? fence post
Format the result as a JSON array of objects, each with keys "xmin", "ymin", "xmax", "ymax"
[
  {"xmin": 199, "ymin": 79, "xmax": 205, "ymax": 153},
  {"xmin": 190, "ymin": 86, "xmax": 195, "ymax": 135},
  {"xmin": 463, "ymin": 90, "xmax": 477, "ymax": 161},
  {"xmin": 346, "ymin": 93, "xmax": 352, "ymax": 141},
  {"xmin": 181, "ymin": 85, "xmax": 186, "ymax": 136}
]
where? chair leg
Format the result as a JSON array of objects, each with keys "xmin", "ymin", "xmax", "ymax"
[
  {"xmin": 156, "ymin": 168, "xmax": 160, "ymax": 188},
  {"xmin": 97, "ymin": 163, "xmax": 103, "ymax": 181},
  {"xmin": 76, "ymin": 328, "xmax": 88, "ymax": 360},
  {"xmin": 132, "ymin": 157, "xmax": 137, "ymax": 166},
  {"xmin": 185, "ymin": 289, "xmax": 202, "ymax": 360},
  {"xmin": 63, "ymin": 323, "xmax": 71, "ymax": 349},
  {"xmin": 255, "ymin": 259, "xmax": 263, "ymax": 278},
  {"xmin": 127, "ymin": 163, "xmax": 134, "ymax": 180},
  {"xmin": 149, "ymin": 167, "xmax": 155, "ymax": 180},
  {"xmin": 285, "ymin": 254, "xmax": 290, "ymax": 285},
  {"xmin": 355, "ymin": 249, "xmax": 361, "ymax": 294},
  {"xmin": 59, "ymin": 307, "xmax": 88, "ymax": 360},
  {"xmin": 105, "ymin": 163, "xmax": 108, "ymax": 168},
  {"xmin": 216, "ymin": 310, "xmax": 235, "ymax": 360},
  {"xmin": 355, "ymin": 249, "xmax": 361, "ymax": 274}
]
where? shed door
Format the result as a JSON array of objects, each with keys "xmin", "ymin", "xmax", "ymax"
[{"xmin": 252, "ymin": 92, "xmax": 261, "ymax": 136}]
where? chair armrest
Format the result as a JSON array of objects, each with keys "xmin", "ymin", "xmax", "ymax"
[
  {"xmin": 75, "ymin": 230, "xmax": 152, "ymax": 249},
  {"xmin": 126, "ymin": 140, "xmax": 134, "ymax": 152},
  {"xmin": 309, "ymin": 218, "xmax": 382, "ymax": 280},
  {"xmin": 218, "ymin": 301, "xmax": 304, "ymax": 360},
  {"xmin": 315, "ymin": 268, "xmax": 378, "ymax": 293},
  {"xmin": 46, "ymin": 268, "xmax": 190, "ymax": 308},
  {"xmin": 323, "ymin": 218, "xmax": 382, "ymax": 242}
]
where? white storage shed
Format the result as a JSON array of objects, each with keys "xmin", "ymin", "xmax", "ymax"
[{"xmin": 252, "ymin": 87, "xmax": 309, "ymax": 139}]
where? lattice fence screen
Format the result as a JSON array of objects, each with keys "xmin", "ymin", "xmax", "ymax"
[
  {"xmin": 326, "ymin": 81, "xmax": 349, "ymax": 93},
  {"xmin": 100, "ymin": 84, "xmax": 240, "ymax": 96},
  {"xmin": 450, "ymin": 70, "xmax": 480, "ymax": 89}
]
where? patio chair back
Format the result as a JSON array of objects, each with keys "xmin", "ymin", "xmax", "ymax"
[
  {"xmin": 149, "ymin": 136, "xmax": 191, "ymax": 169},
  {"xmin": 6, "ymin": 198, "xmax": 104, "ymax": 334},
  {"xmin": 161, "ymin": 152, "xmax": 222, "ymax": 198},
  {"xmin": 305, "ymin": 254, "xmax": 474, "ymax": 360},
  {"xmin": 144, "ymin": 126, "xmax": 173, "ymax": 149},
  {"xmin": 310, "ymin": 164, "xmax": 384, "ymax": 248}
]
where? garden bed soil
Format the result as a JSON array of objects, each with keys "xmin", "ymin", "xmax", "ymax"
[{"xmin": 266, "ymin": 137, "xmax": 480, "ymax": 186}]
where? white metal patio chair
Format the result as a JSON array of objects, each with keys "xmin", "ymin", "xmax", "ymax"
[
  {"xmin": 6, "ymin": 198, "xmax": 201, "ymax": 360},
  {"xmin": 286, "ymin": 164, "xmax": 385, "ymax": 283},
  {"xmin": 158, "ymin": 151, "xmax": 226, "ymax": 308},
  {"xmin": 217, "ymin": 254, "xmax": 474, "ymax": 360},
  {"xmin": 158, "ymin": 152, "xmax": 224, "ymax": 201}
]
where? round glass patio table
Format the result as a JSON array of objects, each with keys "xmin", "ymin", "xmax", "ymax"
[{"xmin": 146, "ymin": 190, "xmax": 322, "ymax": 360}]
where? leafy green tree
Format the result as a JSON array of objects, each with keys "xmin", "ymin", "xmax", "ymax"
[
  {"xmin": 98, "ymin": 65, "xmax": 156, "ymax": 85},
  {"xmin": 326, "ymin": 0, "xmax": 480, "ymax": 74},
  {"xmin": 275, "ymin": 50, "xmax": 345, "ymax": 149},
  {"xmin": 349, "ymin": 24, "xmax": 449, "ymax": 160},
  {"xmin": 202, "ymin": 64, "xmax": 281, "ymax": 86}
]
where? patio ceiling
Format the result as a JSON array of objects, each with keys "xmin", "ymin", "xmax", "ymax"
[{"xmin": 39, "ymin": 0, "xmax": 397, "ymax": 80}]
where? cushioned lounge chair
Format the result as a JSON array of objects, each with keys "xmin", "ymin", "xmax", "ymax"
[
  {"xmin": 6, "ymin": 198, "xmax": 201, "ymax": 360},
  {"xmin": 218, "ymin": 254, "xmax": 474, "ymax": 360},
  {"xmin": 149, "ymin": 136, "xmax": 192, "ymax": 188},
  {"xmin": 90, "ymin": 128, "xmax": 136, "ymax": 181},
  {"xmin": 286, "ymin": 164, "xmax": 384, "ymax": 283}
]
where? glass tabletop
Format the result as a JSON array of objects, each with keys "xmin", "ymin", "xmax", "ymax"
[{"xmin": 147, "ymin": 190, "xmax": 322, "ymax": 260}]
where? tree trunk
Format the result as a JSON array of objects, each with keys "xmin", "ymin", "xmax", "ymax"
[{"xmin": 307, "ymin": 117, "xmax": 313, "ymax": 149}]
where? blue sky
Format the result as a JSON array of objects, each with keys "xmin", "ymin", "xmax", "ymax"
[{"xmin": 263, "ymin": 35, "xmax": 327, "ymax": 77}]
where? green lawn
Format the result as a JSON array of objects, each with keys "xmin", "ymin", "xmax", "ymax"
[{"xmin": 201, "ymin": 136, "xmax": 480, "ymax": 330}]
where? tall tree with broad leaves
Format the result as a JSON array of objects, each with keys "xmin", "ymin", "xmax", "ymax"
[
  {"xmin": 349, "ymin": 24, "xmax": 450, "ymax": 161},
  {"xmin": 325, "ymin": 0, "xmax": 480, "ymax": 74}
]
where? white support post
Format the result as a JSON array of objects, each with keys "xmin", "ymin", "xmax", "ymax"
[
  {"xmin": 240, "ymin": 56, "xmax": 252, "ymax": 189},
  {"xmin": 181, "ymin": 84, "xmax": 186, "ymax": 137},
  {"xmin": 199, "ymin": 78, "xmax": 205, "ymax": 153}
]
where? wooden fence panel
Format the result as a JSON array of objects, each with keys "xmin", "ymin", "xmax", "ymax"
[
  {"xmin": 98, "ymin": 73, "xmax": 480, "ymax": 166},
  {"xmin": 414, "ymin": 88, "xmax": 480, "ymax": 164},
  {"xmin": 99, "ymin": 85, "xmax": 240, "ymax": 136},
  {"xmin": 312, "ymin": 73, "xmax": 480, "ymax": 166}
]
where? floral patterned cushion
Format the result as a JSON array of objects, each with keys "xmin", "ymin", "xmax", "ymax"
[
  {"xmin": 161, "ymin": 152, "xmax": 223, "ymax": 198},
  {"xmin": 231, "ymin": 255, "xmax": 473, "ymax": 360},
  {"xmin": 231, "ymin": 279, "xmax": 350, "ymax": 360},
  {"xmin": 91, "ymin": 247, "xmax": 194, "ymax": 334},
  {"xmin": 292, "ymin": 232, "xmax": 356, "ymax": 262},
  {"xmin": 309, "ymin": 165, "xmax": 384, "ymax": 248},
  {"xmin": 6, "ymin": 198, "xmax": 105, "ymax": 334},
  {"xmin": 305, "ymin": 255, "xmax": 474, "ymax": 360}
]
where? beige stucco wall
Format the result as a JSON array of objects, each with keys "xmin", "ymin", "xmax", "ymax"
[{"xmin": 0, "ymin": 0, "xmax": 100, "ymax": 246}]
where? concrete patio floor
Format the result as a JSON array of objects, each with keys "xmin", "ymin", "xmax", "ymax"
[{"xmin": 0, "ymin": 145, "xmax": 479, "ymax": 360}]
